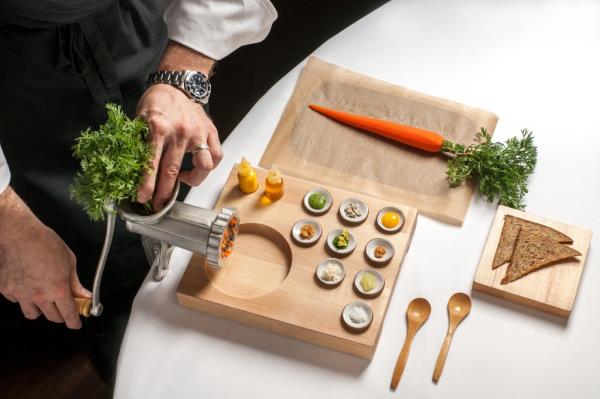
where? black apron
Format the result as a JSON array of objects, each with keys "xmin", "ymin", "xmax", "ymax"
[{"xmin": 0, "ymin": 0, "xmax": 169, "ymax": 382}]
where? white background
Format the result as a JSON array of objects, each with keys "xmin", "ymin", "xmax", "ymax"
[{"xmin": 114, "ymin": 1, "xmax": 600, "ymax": 398}]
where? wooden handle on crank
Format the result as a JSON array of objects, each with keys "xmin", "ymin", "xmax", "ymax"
[{"xmin": 75, "ymin": 297, "xmax": 92, "ymax": 317}]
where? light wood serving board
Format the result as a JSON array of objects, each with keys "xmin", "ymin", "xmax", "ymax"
[
  {"xmin": 473, "ymin": 206, "xmax": 592, "ymax": 318},
  {"xmin": 177, "ymin": 165, "xmax": 418, "ymax": 359}
]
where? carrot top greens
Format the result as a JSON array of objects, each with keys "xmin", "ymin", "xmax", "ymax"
[
  {"xmin": 70, "ymin": 104, "xmax": 153, "ymax": 221},
  {"xmin": 442, "ymin": 128, "xmax": 537, "ymax": 210}
]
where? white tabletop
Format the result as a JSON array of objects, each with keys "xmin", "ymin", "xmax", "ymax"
[{"xmin": 114, "ymin": 1, "xmax": 600, "ymax": 398}]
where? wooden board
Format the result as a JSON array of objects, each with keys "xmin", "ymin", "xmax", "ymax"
[
  {"xmin": 472, "ymin": 205, "xmax": 592, "ymax": 318},
  {"xmin": 177, "ymin": 165, "xmax": 418, "ymax": 359}
]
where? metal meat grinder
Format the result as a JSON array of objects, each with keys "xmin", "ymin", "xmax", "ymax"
[{"xmin": 79, "ymin": 182, "xmax": 239, "ymax": 317}]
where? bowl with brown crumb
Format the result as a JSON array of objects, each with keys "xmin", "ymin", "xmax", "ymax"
[
  {"xmin": 365, "ymin": 238, "xmax": 395, "ymax": 265},
  {"xmin": 291, "ymin": 219, "xmax": 322, "ymax": 246}
]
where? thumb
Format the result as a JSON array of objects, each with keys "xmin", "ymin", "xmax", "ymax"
[{"xmin": 70, "ymin": 269, "xmax": 92, "ymax": 298}]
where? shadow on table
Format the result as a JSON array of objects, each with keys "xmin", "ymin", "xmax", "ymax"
[
  {"xmin": 144, "ymin": 298, "xmax": 369, "ymax": 376},
  {"xmin": 471, "ymin": 290, "xmax": 569, "ymax": 327}
]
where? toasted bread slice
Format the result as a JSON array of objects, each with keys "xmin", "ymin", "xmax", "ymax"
[
  {"xmin": 500, "ymin": 228, "xmax": 581, "ymax": 284},
  {"xmin": 492, "ymin": 215, "xmax": 573, "ymax": 269}
]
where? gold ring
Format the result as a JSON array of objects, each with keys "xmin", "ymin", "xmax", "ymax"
[{"xmin": 191, "ymin": 144, "xmax": 210, "ymax": 154}]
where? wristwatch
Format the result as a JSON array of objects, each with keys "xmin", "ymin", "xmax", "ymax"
[{"xmin": 146, "ymin": 70, "xmax": 211, "ymax": 104}]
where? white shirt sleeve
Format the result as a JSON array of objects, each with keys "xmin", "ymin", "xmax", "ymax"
[
  {"xmin": 164, "ymin": 0, "xmax": 277, "ymax": 60},
  {"xmin": 0, "ymin": 144, "xmax": 10, "ymax": 195}
]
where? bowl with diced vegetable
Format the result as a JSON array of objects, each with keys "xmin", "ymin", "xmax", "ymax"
[{"xmin": 326, "ymin": 228, "xmax": 356, "ymax": 256}]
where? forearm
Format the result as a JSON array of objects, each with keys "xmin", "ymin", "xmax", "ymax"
[
  {"xmin": 0, "ymin": 186, "xmax": 25, "ymax": 218},
  {"xmin": 158, "ymin": 41, "xmax": 215, "ymax": 76},
  {"xmin": 0, "ymin": 187, "xmax": 35, "ymax": 258}
]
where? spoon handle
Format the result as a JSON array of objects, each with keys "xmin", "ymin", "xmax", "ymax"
[
  {"xmin": 390, "ymin": 331, "xmax": 415, "ymax": 390},
  {"xmin": 432, "ymin": 331, "xmax": 454, "ymax": 383}
]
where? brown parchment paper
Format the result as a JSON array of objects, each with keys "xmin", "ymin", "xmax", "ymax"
[{"xmin": 260, "ymin": 57, "xmax": 498, "ymax": 225}]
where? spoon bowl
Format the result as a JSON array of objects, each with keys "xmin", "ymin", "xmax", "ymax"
[
  {"xmin": 407, "ymin": 297, "xmax": 432, "ymax": 323},
  {"xmin": 448, "ymin": 292, "xmax": 472, "ymax": 319}
]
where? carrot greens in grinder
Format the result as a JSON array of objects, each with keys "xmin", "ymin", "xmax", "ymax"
[
  {"xmin": 309, "ymin": 104, "xmax": 537, "ymax": 209},
  {"xmin": 70, "ymin": 103, "xmax": 154, "ymax": 221}
]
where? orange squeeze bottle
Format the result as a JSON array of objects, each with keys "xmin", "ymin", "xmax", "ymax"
[
  {"xmin": 237, "ymin": 157, "xmax": 258, "ymax": 193},
  {"xmin": 264, "ymin": 164, "xmax": 284, "ymax": 201}
]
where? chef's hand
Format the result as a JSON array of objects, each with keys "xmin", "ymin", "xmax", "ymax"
[
  {"xmin": 136, "ymin": 41, "xmax": 223, "ymax": 211},
  {"xmin": 0, "ymin": 187, "xmax": 91, "ymax": 329}
]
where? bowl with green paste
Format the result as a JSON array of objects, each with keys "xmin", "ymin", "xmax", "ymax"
[{"xmin": 303, "ymin": 188, "xmax": 333, "ymax": 215}]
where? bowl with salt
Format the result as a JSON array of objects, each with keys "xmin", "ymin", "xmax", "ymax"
[{"xmin": 342, "ymin": 301, "xmax": 373, "ymax": 331}]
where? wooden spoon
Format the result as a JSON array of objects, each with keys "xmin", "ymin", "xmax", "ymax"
[
  {"xmin": 432, "ymin": 292, "xmax": 472, "ymax": 383},
  {"xmin": 390, "ymin": 298, "xmax": 431, "ymax": 390}
]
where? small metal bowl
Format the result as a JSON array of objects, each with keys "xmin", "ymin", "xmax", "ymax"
[
  {"xmin": 315, "ymin": 258, "xmax": 346, "ymax": 287},
  {"xmin": 326, "ymin": 228, "xmax": 357, "ymax": 255},
  {"xmin": 365, "ymin": 238, "xmax": 395, "ymax": 265},
  {"xmin": 376, "ymin": 206, "xmax": 405, "ymax": 234},
  {"xmin": 354, "ymin": 269, "xmax": 385, "ymax": 298},
  {"xmin": 339, "ymin": 198, "xmax": 369, "ymax": 224},
  {"xmin": 291, "ymin": 219, "xmax": 322, "ymax": 246},
  {"xmin": 342, "ymin": 300, "xmax": 373, "ymax": 331},
  {"xmin": 303, "ymin": 188, "xmax": 333, "ymax": 215}
]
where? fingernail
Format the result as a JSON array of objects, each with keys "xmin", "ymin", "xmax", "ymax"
[{"xmin": 83, "ymin": 288, "xmax": 92, "ymax": 298}]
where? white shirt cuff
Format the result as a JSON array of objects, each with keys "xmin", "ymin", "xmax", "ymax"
[
  {"xmin": 164, "ymin": 0, "xmax": 277, "ymax": 60},
  {"xmin": 0, "ymin": 145, "xmax": 10, "ymax": 195}
]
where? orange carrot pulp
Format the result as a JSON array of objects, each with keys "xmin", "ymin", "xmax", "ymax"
[{"xmin": 308, "ymin": 103, "xmax": 445, "ymax": 153}]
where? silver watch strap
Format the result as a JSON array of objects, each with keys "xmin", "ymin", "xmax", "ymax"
[{"xmin": 146, "ymin": 71, "xmax": 185, "ymax": 86}]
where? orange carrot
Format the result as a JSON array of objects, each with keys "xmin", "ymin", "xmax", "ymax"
[{"xmin": 308, "ymin": 104, "xmax": 445, "ymax": 153}]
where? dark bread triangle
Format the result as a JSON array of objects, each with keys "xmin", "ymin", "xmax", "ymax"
[
  {"xmin": 492, "ymin": 215, "xmax": 573, "ymax": 269},
  {"xmin": 500, "ymin": 227, "xmax": 581, "ymax": 284}
]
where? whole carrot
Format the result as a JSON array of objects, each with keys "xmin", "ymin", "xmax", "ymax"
[
  {"xmin": 308, "ymin": 103, "xmax": 537, "ymax": 210},
  {"xmin": 308, "ymin": 103, "xmax": 445, "ymax": 152}
]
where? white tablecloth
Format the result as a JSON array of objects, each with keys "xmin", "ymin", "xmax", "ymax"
[{"xmin": 114, "ymin": 1, "xmax": 600, "ymax": 398}]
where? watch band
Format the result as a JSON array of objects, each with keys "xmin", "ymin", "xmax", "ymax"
[
  {"xmin": 146, "ymin": 71, "xmax": 186, "ymax": 87},
  {"xmin": 146, "ymin": 70, "xmax": 211, "ymax": 104}
]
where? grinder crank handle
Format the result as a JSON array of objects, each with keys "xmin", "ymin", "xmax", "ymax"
[{"xmin": 77, "ymin": 203, "xmax": 117, "ymax": 317}]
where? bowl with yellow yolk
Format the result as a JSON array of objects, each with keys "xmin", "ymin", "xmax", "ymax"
[{"xmin": 376, "ymin": 206, "xmax": 405, "ymax": 233}]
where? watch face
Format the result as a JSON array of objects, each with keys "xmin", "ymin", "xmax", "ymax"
[{"xmin": 184, "ymin": 72, "xmax": 211, "ymax": 103}]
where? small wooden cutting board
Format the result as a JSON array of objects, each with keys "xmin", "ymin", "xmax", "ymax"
[{"xmin": 473, "ymin": 206, "xmax": 592, "ymax": 318}]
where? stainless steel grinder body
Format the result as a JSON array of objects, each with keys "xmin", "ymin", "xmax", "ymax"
[{"xmin": 87, "ymin": 183, "xmax": 238, "ymax": 316}]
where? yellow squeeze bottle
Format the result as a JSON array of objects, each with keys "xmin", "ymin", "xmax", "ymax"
[
  {"xmin": 265, "ymin": 164, "xmax": 284, "ymax": 201},
  {"xmin": 237, "ymin": 157, "xmax": 258, "ymax": 193}
]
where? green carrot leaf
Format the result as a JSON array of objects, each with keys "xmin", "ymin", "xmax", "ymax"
[
  {"xmin": 442, "ymin": 128, "xmax": 537, "ymax": 209},
  {"xmin": 70, "ymin": 103, "xmax": 154, "ymax": 221}
]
